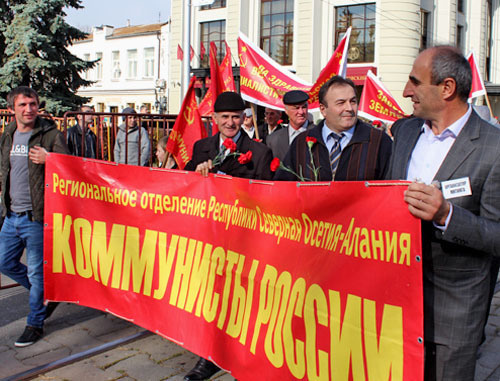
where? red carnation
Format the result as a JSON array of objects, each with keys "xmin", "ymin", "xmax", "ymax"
[
  {"xmin": 270, "ymin": 157, "xmax": 280, "ymax": 172},
  {"xmin": 372, "ymin": 120, "xmax": 382, "ymax": 127},
  {"xmin": 277, "ymin": 119, "xmax": 283, "ymax": 125},
  {"xmin": 223, "ymin": 138, "xmax": 237, "ymax": 152},
  {"xmin": 305, "ymin": 136, "xmax": 317, "ymax": 144},
  {"xmin": 238, "ymin": 151, "xmax": 253, "ymax": 164}
]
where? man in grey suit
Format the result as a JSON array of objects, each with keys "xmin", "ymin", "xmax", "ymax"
[
  {"xmin": 266, "ymin": 90, "xmax": 313, "ymax": 160},
  {"xmin": 387, "ymin": 46, "xmax": 500, "ymax": 380}
]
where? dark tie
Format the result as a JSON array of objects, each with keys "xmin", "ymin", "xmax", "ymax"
[{"xmin": 329, "ymin": 132, "xmax": 344, "ymax": 176}]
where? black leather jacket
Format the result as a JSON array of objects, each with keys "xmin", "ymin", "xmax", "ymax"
[{"xmin": 66, "ymin": 124, "xmax": 97, "ymax": 158}]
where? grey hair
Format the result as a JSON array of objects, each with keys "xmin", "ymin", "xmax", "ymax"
[{"xmin": 430, "ymin": 46, "xmax": 472, "ymax": 102}]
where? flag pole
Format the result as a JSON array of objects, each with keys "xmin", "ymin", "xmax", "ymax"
[
  {"xmin": 181, "ymin": 0, "xmax": 191, "ymax": 99},
  {"xmin": 251, "ymin": 104, "xmax": 260, "ymax": 140}
]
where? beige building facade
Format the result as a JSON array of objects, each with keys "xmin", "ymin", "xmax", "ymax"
[
  {"xmin": 168, "ymin": 0, "xmax": 500, "ymax": 118},
  {"xmin": 70, "ymin": 23, "xmax": 170, "ymax": 114}
]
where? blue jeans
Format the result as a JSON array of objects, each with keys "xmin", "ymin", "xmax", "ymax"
[{"xmin": 0, "ymin": 212, "xmax": 46, "ymax": 328}]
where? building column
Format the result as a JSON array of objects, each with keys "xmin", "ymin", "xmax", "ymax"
[{"xmin": 377, "ymin": 0, "xmax": 421, "ymax": 112}]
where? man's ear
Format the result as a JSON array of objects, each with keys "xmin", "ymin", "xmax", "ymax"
[
  {"xmin": 441, "ymin": 77, "xmax": 457, "ymax": 100},
  {"xmin": 319, "ymin": 103, "xmax": 327, "ymax": 118}
]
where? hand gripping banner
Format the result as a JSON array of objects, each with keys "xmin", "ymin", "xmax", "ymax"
[{"xmin": 44, "ymin": 154, "xmax": 424, "ymax": 381}]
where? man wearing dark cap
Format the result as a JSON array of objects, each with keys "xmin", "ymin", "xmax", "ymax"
[
  {"xmin": 183, "ymin": 92, "xmax": 273, "ymax": 380},
  {"xmin": 113, "ymin": 107, "xmax": 151, "ymax": 166},
  {"xmin": 184, "ymin": 91, "xmax": 273, "ymax": 180},
  {"xmin": 266, "ymin": 89, "xmax": 313, "ymax": 161},
  {"xmin": 275, "ymin": 76, "xmax": 392, "ymax": 181}
]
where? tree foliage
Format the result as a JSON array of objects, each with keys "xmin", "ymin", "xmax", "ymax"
[{"xmin": 0, "ymin": 0, "xmax": 94, "ymax": 115}]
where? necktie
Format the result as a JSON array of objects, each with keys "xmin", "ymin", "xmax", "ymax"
[{"xmin": 329, "ymin": 132, "xmax": 344, "ymax": 176}]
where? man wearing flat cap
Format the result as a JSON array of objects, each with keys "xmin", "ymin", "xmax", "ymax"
[
  {"xmin": 275, "ymin": 76, "xmax": 392, "ymax": 181},
  {"xmin": 183, "ymin": 93, "xmax": 273, "ymax": 380},
  {"xmin": 184, "ymin": 91, "xmax": 273, "ymax": 180},
  {"xmin": 266, "ymin": 89, "xmax": 313, "ymax": 161}
]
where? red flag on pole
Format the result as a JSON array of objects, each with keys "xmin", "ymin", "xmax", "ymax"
[
  {"xmin": 198, "ymin": 42, "xmax": 221, "ymax": 117},
  {"xmin": 358, "ymin": 70, "xmax": 407, "ymax": 124},
  {"xmin": 200, "ymin": 42, "xmax": 206, "ymax": 59},
  {"xmin": 166, "ymin": 76, "xmax": 207, "ymax": 169},
  {"xmin": 307, "ymin": 27, "xmax": 351, "ymax": 106},
  {"xmin": 177, "ymin": 44, "xmax": 183, "ymax": 61},
  {"xmin": 219, "ymin": 41, "xmax": 236, "ymax": 92},
  {"xmin": 467, "ymin": 51, "xmax": 487, "ymax": 100},
  {"xmin": 190, "ymin": 45, "xmax": 195, "ymax": 62}
]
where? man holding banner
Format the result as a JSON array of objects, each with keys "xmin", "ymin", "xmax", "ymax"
[
  {"xmin": 388, "ymin": 46, "xmax": 500, "ymax": 380},
  {"xmin": 0, "ymin": 87, "xmax": 68, "ymax": 346},
  {"xmin": 275, "ymin": 76, "xmax": 392, "ymax": 181},
  {"xmin": 183, "ymin": 91, "xmax": 273, "ymax": 380},
  {"xmin": 266, "ymin": 90, "xmax": 313, "ymax": 161},
  {"xmin": 185, "ymin": 92, "xmax": 273, "ymax": 181}
]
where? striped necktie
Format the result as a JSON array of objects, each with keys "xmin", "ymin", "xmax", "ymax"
[{"xmin": 329, "ymin": 132, "xmax": 344, "ymax": 176}]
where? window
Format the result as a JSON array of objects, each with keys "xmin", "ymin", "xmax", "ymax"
[
  {"xmin": 336, "ymin": 3, "xmax": 376, "ymax": 63},
  {"xmin": 260, "ymin": 0, "xmax": 294, "ymax": 65},
  {"xmin": 456, "ymin": 25, "xmax": 464, "ymax": 52},
  {"xmin": 127, "ymin": 49, "xmax": 138, "ymax": 78},
  {"xmin": 95, "ymin": 52, "xmax": 103, "ymax": 80},
  {"xmin": 144, "ymin": 47, "xmax": 155, "ymax": 78},
  {"xmin": 84, "ymin": 53, "xmax": 90, "ymax": 80},
  {"xmin": 200, "ymin": 20, "xmax": 226, "ymax": 67},
  {"xmin": 112, "ymin": 51, "xmax": 121, "ymax": 79},
  {"xmin": 458, "ymin": 0, "xmax": 464, "ymax": 13},
  {"xmin": 420, "ymin": 10, "xmax": 429, "ymax": 51},
  {"xmin": 201, "ymin": 0, "xmax": 226, "ymax": 10}
]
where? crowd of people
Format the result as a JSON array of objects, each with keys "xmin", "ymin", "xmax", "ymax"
[{"xmin": 0, "ymin": 45, "xmax": 499, "ymax": 381}]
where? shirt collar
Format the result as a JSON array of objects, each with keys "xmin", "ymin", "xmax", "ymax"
[
  {"xmin": 219, "ymin": 130, "xmax": 242, "ymax": 147},
  {"xmin": 422, "ymin": 106, "xmax": 472, "ymax": 140},
  {"xmin": 322, "ymin": 122, "xmax": 355, "ymax": 143}
]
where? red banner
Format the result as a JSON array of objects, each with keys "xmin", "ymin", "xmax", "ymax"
[
  {"xmin": 166, "ymin": 76, "xmax": 206, "ymax": 169},
  {"xmin": 44, "ymin": 154, "xmax": 424, "ymax": 381},
  {"xmin": 238, "ymin": 32, "xmax": 312, "ymax": 110},
  {"xmin": 220, "ymin": 41, "xmax": 236, "ymax": 92},
  {"xmin": 199, "ymin": 42, "xmax": 221, "ymax": 117},
  {"xmin": 238, "ymin": 30, "xmax": 350, "ymax": 111},
  {"xmin": 467, "ymin": 51, "xmax": 487, "ymax": 100},
  {"xmin": 358, "ymin": 70, "xmax": 407, "ymax": 124}
]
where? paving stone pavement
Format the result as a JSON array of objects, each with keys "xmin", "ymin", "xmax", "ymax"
[{"xmin": 0, "ymin": 286, "xmax": 499, "ymax": 381}]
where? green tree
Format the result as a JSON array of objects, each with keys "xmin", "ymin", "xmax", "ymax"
[{"xmin": 0, "ymin": 0, "xmax": 94, "ymax": 115}]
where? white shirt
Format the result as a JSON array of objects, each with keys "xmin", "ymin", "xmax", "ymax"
[
  {"xmin": 406, "ymin": 106, "xmax": 472, "ymax": 229},
  {"xmin": 288, "ymin": 120, "xmax": 310, "ymax": 144},
  {"xmin": 243, "ymin": 126, "xmax": 255, "ymax": 139},
  {"xmin": 406, "ymin": 106, "xmax": 472, "ymax": 184}
]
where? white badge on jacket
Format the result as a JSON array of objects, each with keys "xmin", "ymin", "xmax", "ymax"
[{"xmin": 441, "ymin": 177, "xmax": 472, "ymax": 199}]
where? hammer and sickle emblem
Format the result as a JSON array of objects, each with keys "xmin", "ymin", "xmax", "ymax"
[
  {"xmin": 239, "ymin": 46, "xmax": 248, "ymax": 68},
  {"xmin": 184, "ymin": 105, "xmax": 195, "ymax": 124}
]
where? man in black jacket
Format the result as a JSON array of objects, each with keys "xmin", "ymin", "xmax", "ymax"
[
  {"xmin": 274, "ymin": 76, "xmax": 392, "ymax": 181},
  {"xmin": 66, "ymin": 105, "xmax": 97, "ymax": 158},
  {"xmin": 0, "ymin": 87, "xmax": 68, "ymax": 347},
  {"xmin": 183, "ymin": 92, "xmax": 273, "ymax": 380}
]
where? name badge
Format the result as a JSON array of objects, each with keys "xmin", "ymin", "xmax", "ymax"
[
  {"xmin": 216, "ymin": 170, "xmax": 227, "ymax": 175},
  {"xmin": 441, "ymin": 177, "xmax": 472, "ymax": 199}
]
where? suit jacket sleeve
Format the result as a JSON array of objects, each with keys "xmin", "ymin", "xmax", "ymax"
[
  {"xmin": 273, "ymin": 136, "xmax": 299, "ymax": 181},
  {"xmin": 442, "ymin": 152, "xmax": 500, "ymax": 256}
]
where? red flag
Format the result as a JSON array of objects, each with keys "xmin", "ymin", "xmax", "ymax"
[
  {"xmin": 467, "ymin": 51, "xmax": 487, "ymax": 100},
  {"xmin": 219, "ymin": 41, "xmax": 236, "ymax": 92},
  {"xmin": 166, "ymin": 76, "xmax": 207, "ymax": 169},
  {"xmin": 177, "ymin": 44, "xmax": 183, "ymax": 61},
  {"xmin": 358, "ymin": 70, "xmax": 407, "ymax": 124},
  {"xmin": 190, "ymin": 45, "xmax": 195, "ymax": 61},
  {"xmin": 198, "ymin": 42, "xmax": 221, "ymax": 117},
  {"xmin": 307, "ymin": 27, "xmax": 351, "ymax": 106},
  {"xmin": 200, "ymin": 42, "xmax": 206, "ymax": 59}
]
